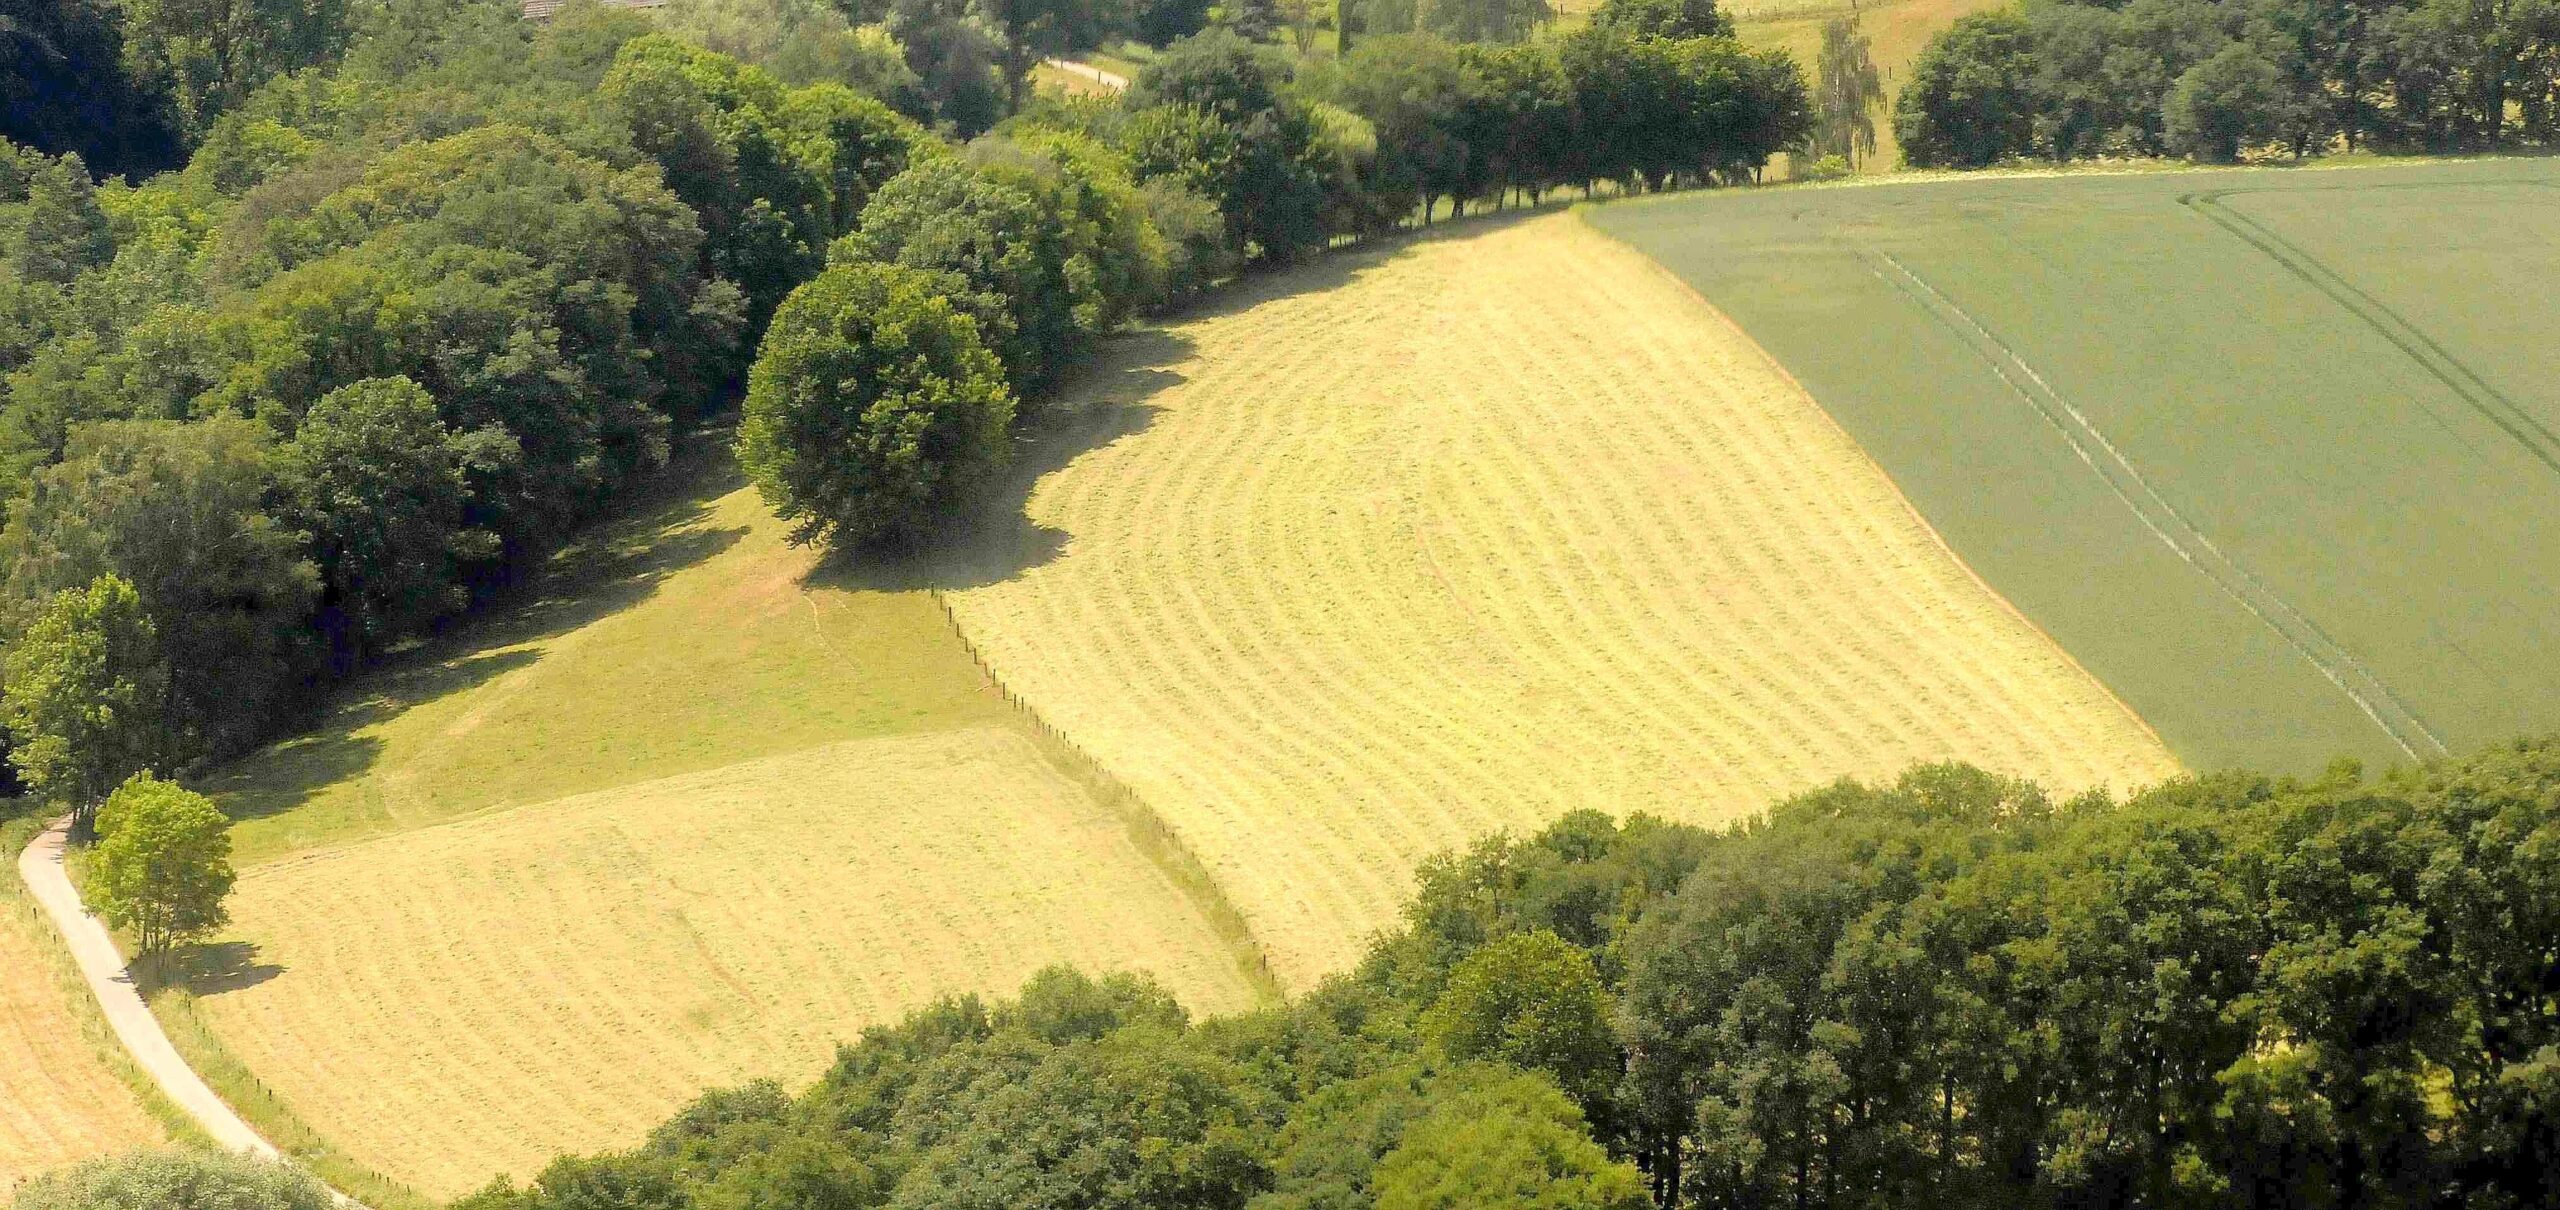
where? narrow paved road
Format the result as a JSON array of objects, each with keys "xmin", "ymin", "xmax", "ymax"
[
  {"xmin": 1043, "ymin": 57, "xmax": 1129, "ymax": 90},
  {"xmin": 18, "ymin": 819, "xmax": 285, "ymax": 1160}
]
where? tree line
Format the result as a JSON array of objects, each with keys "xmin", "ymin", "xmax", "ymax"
[
  {"xmin": 1896, "ymin": 0, "xmax": 2560, "ymax": 165},
  {"xmin": 408, "ymin": 737, "xmax": 2560, "ymax": 1210},
  {"xmin": 0, "ymin": 0, "xmax": 1809, "ymax": 828},
  {"xmin": 747, "ymin": 9, "xmax": 1808, "ymax": 547}
]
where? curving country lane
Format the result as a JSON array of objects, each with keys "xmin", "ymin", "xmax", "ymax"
[{"xmin": 17, "ymin": 818, "xmax": 363, "ymax": 1205}]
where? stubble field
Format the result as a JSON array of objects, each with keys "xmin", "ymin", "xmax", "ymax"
[
  {"xmin": 0, "ymin": 839, "xmax": 161, "ymax": 1193},
  {"xmin": 1588, "ymin": 157, "xmax": 2560, "ymax": 774},
  {"xmin": 176, "ymin": 442, "xmax": 1263, "ymax": 1199},
  {"xmin": 940, "ymin": 210, "xmax": 2181, "ymax": 991},
  {"xmin": 185, "ymin": 726, "xmax": 1260, "ymax": 1196}
]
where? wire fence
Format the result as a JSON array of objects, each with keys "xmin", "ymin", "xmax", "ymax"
[{"xmin": 928, "ymin": 590, "xmax": 1284, "ymax": 1005}]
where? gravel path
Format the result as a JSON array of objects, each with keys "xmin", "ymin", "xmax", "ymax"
[{"xmin": 16, "ymin": 817, "xmax": 366, "ymax": 1206}]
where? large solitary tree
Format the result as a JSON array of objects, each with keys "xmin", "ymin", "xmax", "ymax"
[
  {"xmin": 89, "ymin": 772, "xmax": 235, "ymax": 957},
  {"xmin": 1810, "ymin": 9, "xmax": 1884, "ymax": 168}
]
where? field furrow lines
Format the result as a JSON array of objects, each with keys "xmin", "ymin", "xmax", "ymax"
[
  {"xmin": 189, "ymin": 728, "xmax": 1261, "ymax": 1197},
  {"xmin": 0, "ymin": 884, "xmax": 159, "ymax": 1192},
  {"xmin": 944, "ymin": 212, "xmax": 2180, "ymax": 990},
  {"xmin": 2183, "ymin": 191, "xmax": 2560, "ymax": 478}
]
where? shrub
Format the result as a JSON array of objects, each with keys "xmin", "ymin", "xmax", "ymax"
[{"xmin": 12, "ymin": 1149, "xmax": 333, "ymax": 1210}]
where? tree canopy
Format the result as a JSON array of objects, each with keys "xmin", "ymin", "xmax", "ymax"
[
  {"xmin": 738, "ymin": 260, "xmax": 1014, "ymax": 549},
  {"xmin": 1, "ymin": 575, "xmax": 167, "ymax": 831},
  {"xmin": 13, "ymin": 1148, "xmax": 333, "ymax": 1210},
  {"xmin": 1895, "ymin": 0, "xmax": 2560, "ymax": 164},
  {"xmin": 88, "ymin": 772, "xmax": 235, "ymax": 956}
]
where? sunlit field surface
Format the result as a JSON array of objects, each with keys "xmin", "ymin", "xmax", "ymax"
[
  {"xmin": 1589, "ymin": 157, "xmax": 2560, "ymax": 774},
  {"xmin": 186, "ymin": 444, "xmax": 1261, "ymax": 1197},
  {"xmin": 0, "ymin": 858, "xmax": 160, "ymax": 1193},
  {"xmin": 942, "ymin": 210, "xmax": 2178, "ymax": 991}
]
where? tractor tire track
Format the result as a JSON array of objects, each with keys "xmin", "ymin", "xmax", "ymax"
[
  {"xmin": 2181, "ymin": 189, "xmax": 2560, "ymax": 480},
  {"xmin": 1864, "ymin": 248, "xmax": 2446, "ymax": 760}
]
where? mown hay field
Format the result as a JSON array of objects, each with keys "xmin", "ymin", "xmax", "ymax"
[
  {"xmin": 0, "ymin": 834, "xmax": 162, "ymax": 1193},
  {"xmin": 183, "ymin": 443, "xmax": 1263, "ymax": 1198},
  {"xmin": 1587, "ymin": 157, "xmax": 2560, "ymax": 775},
  {"xmin": 940, "ymin": 210, "xmax": 2180, "ymax": 992},
  {"xmin": 186, "ymin": 727, "xmax": 1261, "ymax": 1197}
]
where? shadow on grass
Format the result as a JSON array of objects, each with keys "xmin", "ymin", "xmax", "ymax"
[
  {"xmin": 201, "ymin": 430, "xmax": 755, "ymax": 825},
  {"xmin": 826, "ymin": 330, "xmax": 1190, "ymax": 594},
  {"xmin": 163, "ymin": 941, "xmax": 285, "ymax": 997},
  {"xmin": 823, "ymin": 215, "xmax": 1540, "ymax": 594}
]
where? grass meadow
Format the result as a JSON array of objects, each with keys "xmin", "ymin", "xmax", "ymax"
[
  {"xmin": 175, "ymin": 436, "xmax": 1267, "ymax": 1198},
  {"xmin": 939, "ymin": 210, "xmax": 2177, "ymax": 992},
  {"xmin": 1587, "ymin": 156, "xmax": 2560, "ymax": 774}
]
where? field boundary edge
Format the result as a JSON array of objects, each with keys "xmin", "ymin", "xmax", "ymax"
[
  {"xmin": 927, "ymin": 591, "xmax": 1289, "ymax": 1008},
  {"xmin": 1571, "ymin": 207, "xmax": 2186, "ymax": 781}
]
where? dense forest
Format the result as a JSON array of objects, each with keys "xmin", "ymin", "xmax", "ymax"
[
  {"xmin": 1895, "ymin": 0, "xmax": 2560, "ymax": 164},
  {"xmin": 426, "ymin": 740, "xmax": 2560, "ymax": 1210},
  {"xmin": 0, "ymin": 0, "xmax": 1807, "ymax": 820}
]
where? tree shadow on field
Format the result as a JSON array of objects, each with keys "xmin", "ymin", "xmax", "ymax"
[
  {"xmin": 202, "ymin": 430, "xmax": 753, "ymax": 825},
  {"xmin": 824, "ymin": 327, "xmax": 1194, "ymax": 593},
  {"xmin": 160, "ymin": 941, "xmax": 283, "ymax": 997},
  {"xmin": 826, "ymin": 214, "xmax": 1541, "ymax": 593}
]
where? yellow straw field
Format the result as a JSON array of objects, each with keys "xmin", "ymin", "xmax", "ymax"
[
  {"xmin": 943, "ymin": 211, "xmax": 2181, "ymax": 991},
  {"xmin": 0, "ymin": 867, "xmax": 160, "ymax": 1193},
  {"xmin": 180, "ymin": 442, "xmax": 1262, "ymax": 1197},
  {"xmin": 188, "ymin": 726, "xmax": 1261, "ymax": 1198}
]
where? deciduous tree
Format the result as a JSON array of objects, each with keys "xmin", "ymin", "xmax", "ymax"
[
  {"xmin": 737, "ymin": 260, "xmax": 1013, "ymax": 550},
  {"xmin": 1421, "ymin": 930, "xmax": 1618, "ymax": 1119},
  {"xmin": 0, "ymin": 417, "xmax": 317, "ymax": 762},
  {"xmin": 89, "ymin": 772, "xmax": 234, "ymax": 956},
  {"xmin": 1, "ymin": 575, "xmax": 167, "ymax": 833},
  {"xmin": 1809, "ymin": 10, "xmax": 1883, "ymax": 168},
  {"xmin": 275, "ymin": 376, "xmax": 502, "ymax": 668},
  {"xmin": 1372, "ymin": 1073, "xmax": 1648, "ymax": 1210}
]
